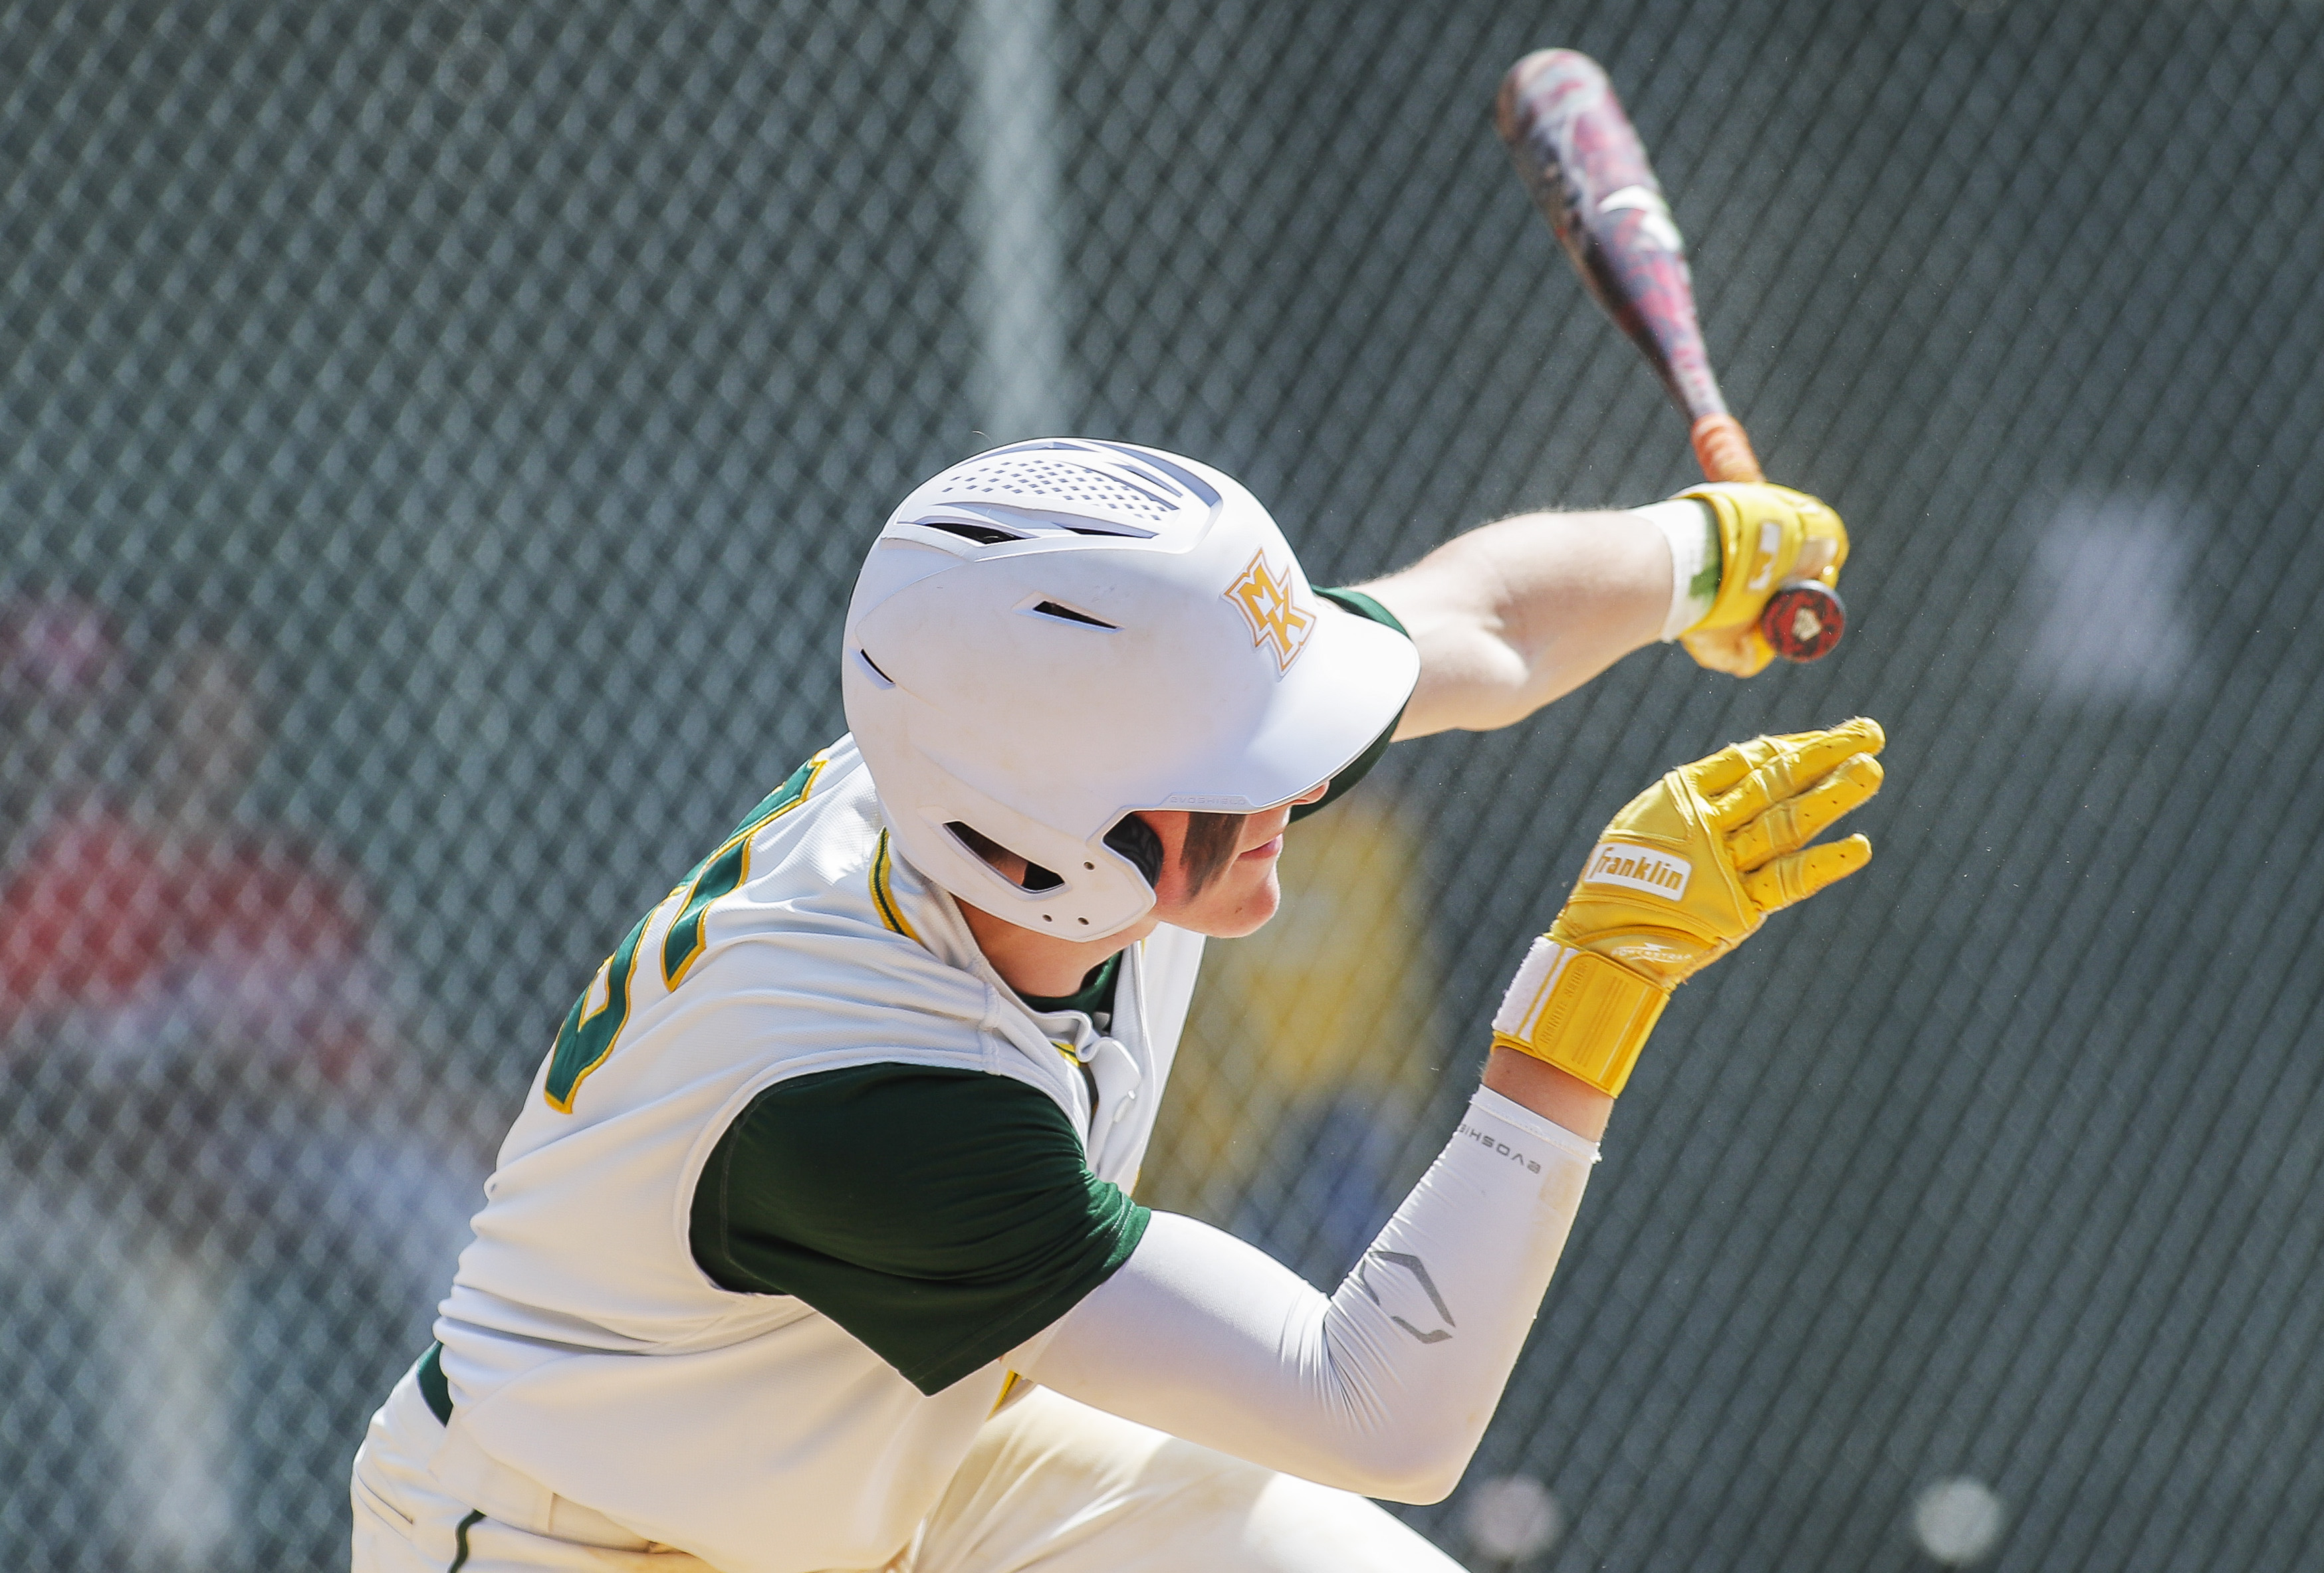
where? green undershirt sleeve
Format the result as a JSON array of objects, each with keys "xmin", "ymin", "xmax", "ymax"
[
  {"xmin": 1293, "ymin": 587, "xmax": 1411, "ymax": 823},
  {"xmin": 690, "ymin": 1063, "xmax": 1149, "ymax": 1395}
]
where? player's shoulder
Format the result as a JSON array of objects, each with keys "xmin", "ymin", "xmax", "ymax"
[
  {"xmin": 714, "ymin": 735, "xmax": 979, "ymax": 972},
  {"xmin": 652, "ymin": 734, "xmax": 1043, "ymax": 1065},
  {"xmin": 521, "ymin": 738, "xmax": 1014, "ymax": 1119}
]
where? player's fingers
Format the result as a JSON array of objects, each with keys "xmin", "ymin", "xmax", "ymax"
[
  {"xmin": 1705, "ymin": 716, "xmax": 1886, "ymax": 829},
  {"xmin": 1683, "ymin": 716, "xmax": 1881, "ymax": 799},
  {"xmin": 1678, "ymin": 726, "xmax": 1796, "ymax": 797},
  {"xmin": 1683, "ymin": 724, "xmax": 1830, "ymax": 799},
  {"xmin": 1762, "ymin": 727, "xmax": 1841, "ymax": 750},
  {"xmin": 1724, "ymin": 753, "xmax": 1883, "ymax": 869},
  {"xmin": 1740, "ymin": 833, "xmax": 1871, "ymax": 912}
]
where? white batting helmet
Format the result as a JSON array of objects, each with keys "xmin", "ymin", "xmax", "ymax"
[{"xmin": 842, "ymin": 438, "xmax": 1419, "ymax": 939}]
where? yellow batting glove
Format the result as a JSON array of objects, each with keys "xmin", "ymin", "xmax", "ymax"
[
  {"xmin": 1491, "ymin": 718, "xmax": 1885, "ymax": 1096},
  {"xmin": 1675, "ymin": 482, "xmax": 1849, "ymax": 679}
]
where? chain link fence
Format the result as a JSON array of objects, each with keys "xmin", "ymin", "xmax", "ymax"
[{"xmin": 4, "ymin": 1, "xmax": 2322, "ymax": 1567}]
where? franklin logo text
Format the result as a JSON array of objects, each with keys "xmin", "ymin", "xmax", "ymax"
[{"xmin": 1582, "ymin": 841, "xmax": 1692, "ymax": 899}]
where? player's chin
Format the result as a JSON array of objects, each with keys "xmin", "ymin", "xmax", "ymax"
[{"xmin": 1201, "ymin": 866, "xmax": 1283, "ymax": 938}]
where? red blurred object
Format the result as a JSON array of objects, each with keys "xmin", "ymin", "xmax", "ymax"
[{"xmin": 0, "ymin": 805, "xmax": 374, "ymax": 1079}]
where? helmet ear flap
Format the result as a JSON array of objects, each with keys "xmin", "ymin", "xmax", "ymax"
[{"xmin": 1102, "ymin": 813, "xmax": 1164, "ymax": 888}]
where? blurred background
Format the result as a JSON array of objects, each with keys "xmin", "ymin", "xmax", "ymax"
[{"xmin": 3, "ymin": 0, "xmax": 2322, "ymax": 1568}]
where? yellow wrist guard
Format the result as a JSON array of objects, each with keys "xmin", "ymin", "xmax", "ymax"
[
  {"xmin": 1675, "ymin": 482, "xmax": 1849, "ymax": 678},
  {"xmin": 1491, "ymin": 940, "xmax": 1668, "ymax": 1097},
  {"xmin": 1491, "ymin": 718, "xmax": 1887, "ymax": 1096}
]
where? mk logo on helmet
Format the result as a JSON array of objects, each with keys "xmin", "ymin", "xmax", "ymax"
[{"xmin": 1224, "ymin": 550, "xmax": 1315, "ymax": 674}]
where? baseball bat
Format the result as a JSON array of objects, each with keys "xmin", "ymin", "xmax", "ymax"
[{"xmin": 1494, "ymin": 49, "xmax": 1843, "ymax": 663}]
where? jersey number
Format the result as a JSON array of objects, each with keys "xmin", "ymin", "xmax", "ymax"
[{"xmin": 542, "ymin": 753, "xmax": 827, "ymax": 1112}]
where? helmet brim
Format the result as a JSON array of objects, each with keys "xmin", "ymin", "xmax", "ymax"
[{"xmin": 1140, "ymin": 598, "xmax": 1419, "ymax": 816}]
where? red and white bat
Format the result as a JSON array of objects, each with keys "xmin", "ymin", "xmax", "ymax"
[{"xmin": 1496, "ymin": 49, "xmax": 1843, "ymax": 663}]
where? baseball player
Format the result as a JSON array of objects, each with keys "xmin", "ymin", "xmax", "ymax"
[{"xmin": 352, "ymin": 439, "xmax": 1882, "ymax": 1573}]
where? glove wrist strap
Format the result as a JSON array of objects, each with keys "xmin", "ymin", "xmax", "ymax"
[
  {"xmin": 1490, "ymin": 938, "xmax": 1669, "ymax": 1098},
  {"xmin": 1673, "ymin": 484, "xmax": 1787, "ymax": 630}
]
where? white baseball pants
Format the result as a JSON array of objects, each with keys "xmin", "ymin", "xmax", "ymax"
[{"xmin": 352, "ymin": 1368, "xmax": 1458, "ymax": 1573}]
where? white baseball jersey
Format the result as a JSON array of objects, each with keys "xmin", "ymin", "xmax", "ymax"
[{"xmin": 425, "ymin": 734, "xmax": 1202, "ymax": 1573}]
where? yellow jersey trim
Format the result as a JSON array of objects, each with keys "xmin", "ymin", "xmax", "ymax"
[{"xmin": 870, "ymin": 829, "xmax": 923, "ymax": 946}]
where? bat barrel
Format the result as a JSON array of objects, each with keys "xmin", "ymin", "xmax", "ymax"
[{"xmin": 1496, "ymin": 50, "xmax": 1728, "ymax": 426}]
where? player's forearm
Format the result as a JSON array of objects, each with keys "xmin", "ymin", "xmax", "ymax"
[
  {"xmin": 1359, "ymin": 508, "xmax": 1672, "ymax": 740},
  {"xmin": 1482, "ymin": 1044, "xmax": 1613, "ymax": 1140},
  {"xmin": 1018, "ymin": 1086, "xmax": 1596, "ymax": 1503}
]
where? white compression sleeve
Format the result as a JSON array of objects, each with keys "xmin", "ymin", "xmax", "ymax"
[{"xmin": 1016, "ymin": 1087, "xmax": 1597, "ymax": 1503}]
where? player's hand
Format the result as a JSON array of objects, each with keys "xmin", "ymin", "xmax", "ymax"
[
  {"xmin": 1490, "ymin": 718, "xmax": 1884, "ymax": 1095},
  {"xmin": 1673, "ymin": 482, "xmax": 1849, "ymax": 678}
]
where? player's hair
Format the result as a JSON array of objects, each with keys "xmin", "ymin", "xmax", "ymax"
[
  {"xmin": 1102, "ymin": 811, "xmax": 1241, "ymax": 898},
  {"xmin": 1179, "ymin": 811, "xmax": 1242, "ymax": 896}
]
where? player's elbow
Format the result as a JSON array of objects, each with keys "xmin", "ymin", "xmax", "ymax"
[
  {"xmin": 1365, "ymin": 1459, "xmax": 1468, "ymax": 1506},
  {"xmin": 1313, "ymin": 1425, "xmax": 1478, "ymax": 1504}
]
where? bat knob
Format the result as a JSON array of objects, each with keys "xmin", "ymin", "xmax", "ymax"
[{"xmin": 1761, "ymin": 580, "xmax": 1845, "ymax": 663}]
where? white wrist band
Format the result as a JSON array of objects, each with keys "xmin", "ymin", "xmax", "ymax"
[{"xmin": 1633, "ymin": 499, "xmax": 1721, "ymax": 640}]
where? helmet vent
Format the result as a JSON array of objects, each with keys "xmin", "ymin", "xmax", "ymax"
[
  {"xmin": 920, "ymin": 520, "xmax": 1020, "ymax": 546},
  {"xmin": 939, "ymin": 451, "xmax": 1186, "ymax": 526},
  {"xmin": 945, "ymin": 821, "xmax": 1062, "ymax": 892},
  {"xmin": 1028, "ymin": 600, "xmax": 1117, "ymax": 630}
]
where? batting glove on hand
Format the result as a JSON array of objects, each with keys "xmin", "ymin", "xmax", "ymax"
[
  {"xmin": 1492, "ymin": 717, "xmax": 1885, "ymax": 1096},
  {"xmin": 1675, "ymin": 482, "xmax": 1849, "ymax": 678}
]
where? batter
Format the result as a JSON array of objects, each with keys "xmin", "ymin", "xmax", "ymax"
[{"xmin": 352, "ymin": 439, "xmax": 1879, "ymax": 1572}]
